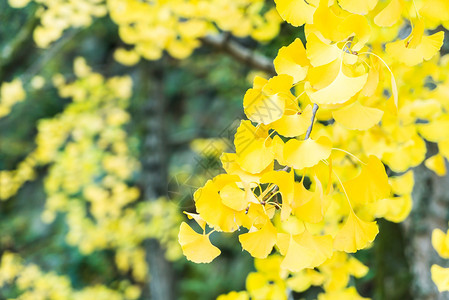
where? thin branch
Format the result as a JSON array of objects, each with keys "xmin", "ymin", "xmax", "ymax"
[
  {"xmin": 280, "ymin": 103, "xmax": 319, "ymax": 174},
  {"xmin": 267, "ymin": 102, "xmax": 320, "ymax": 201},
  {"xmin": 304, "ymin": 103, "xmax": 319, "ymax": 140},
  {"xmin": 201, "ymin": 34, "xmax": 276, "ymax": 75},
  {"xmin": 21, "ymin": 28, "xmax": 83, "ymax": 84},
  {"xmin": 0, "ymin": 13, "xmax": 39, "ymax": 82}
]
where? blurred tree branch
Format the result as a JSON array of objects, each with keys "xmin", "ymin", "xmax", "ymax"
[
  {"xmin": 201, "ymin": 34, "xmax": 276, "ymax": 76},
  {"xmin": 20, "ymin": 28, "xmax": 81, "ymax": 83},
  {"xmin": 0, "ymin": 13, "xmax": 39, "ymax": 82}
]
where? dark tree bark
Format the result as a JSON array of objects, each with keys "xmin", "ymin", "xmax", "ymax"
[
  {"xmin": 404, "ymin": 160, "xmax": 449, "ymax": 300},
  {"xmin": 140, "ymin": 62, "xmax": 176, "ymax": 300}
]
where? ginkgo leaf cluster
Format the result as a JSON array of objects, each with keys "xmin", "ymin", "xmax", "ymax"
[
  {"xmin": 180, "ymin": 0, "xmax": 449, "ymax": 298},
  {"xmin": 0, "ymin": 59, "xmax": 183, "ymax": 286},
  {"xmin": 0, "ymin": 251, "xmax": 141, "ymax": 300},
  {"xmin": 9, "ymin": 0, "xmax": 282, "ymax": 62}
]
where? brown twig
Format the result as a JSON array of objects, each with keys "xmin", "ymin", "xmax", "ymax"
[{"xmin": 201, "ymin": 34, "xmax": 276, "ymax": 76}]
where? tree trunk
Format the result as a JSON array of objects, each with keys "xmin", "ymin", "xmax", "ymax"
[
  {"xmin": 404, "ymin": 160, "xmax": 449, "ymax": 300},
  {"xmin": 140, "ymin": 63, "xmax": 175, "ymax": 300}
]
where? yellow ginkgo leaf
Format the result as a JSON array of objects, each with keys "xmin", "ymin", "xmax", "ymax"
[
  {"xmin": 240, "ymin": 203, "xmax": 272, "ymax": 230},
  {"xmin": 389, "ymin": 170, "xmax": 414, "ymax": 196},
  {"xmin": 408, "ymin": 19, "xmax": 426, "ymax": 48},
  {"xmin": 431, "ymin": 265, "xmax": 449, "ymax": 292},
  {"xmin": 332, "ymin": 101, "xmax": 383, "ymax": 130},
  {"xmin": 234, "ymin": 120, "xmax": 265, "ymax": 153},
  {"xmin": 236, "ymin": 138, "xmax": 275, "ymax": 174},
  {"xmin": 338, "ymin": 14, "xmax": 371, "ymax": 51},
  {"xmin": 234, "ymin": 121, "xmax": 274, "ymax": 174},
  {"xmin": 253, "ymin": 76, "xmax": 269, "ymax": 90},
  {"xmin": 385, "ymin": 31, "xmax": 444, "ymax": 66},
  {"xmin": 418, "ymin": 116, "xmax": 449, "ymax": 142},
  {"xmin": 184, "ymin": 212, "xmax": 206, "ymax": 231},
  {"xmin": 333, "ymin": 210, "xmax": 379, "ymax": 253},
  {"xmin": 217, "ymin": 291, "xmax": 249, "ymax": 300},
  {"xmin": 280, "ymin": 234, "xmax": 316, "ymax": 272},
  {"xmin": 239, "ymin": 220, "xmax": 277, "ymax": 259},
  {"xmin": 243, "ymin": 75, "xmax": 294, "ymax": 125},
  {"xmin": 432, "ymin": 228, "xmax": 449, "ymax": 259},
  {"xmin": 361, "ymin": 56, "xmax": 380, "ymax": 97},
  {"xmin": 312, "ymin": 0, "xmax": 346, "ymax": 42},
  {"xmin": 440, "ymin": 139, "xmax": 449, "ymax": 161},
  {"xmin": 262, "ymin": 74, "xmax": 294, "ymax": 95},
  {"xmin": 319, "ymin": 252, "xmax": 354, "ymax": 291},
  {"xmin": 114, "ymin": 48, "xmax": 140, "ymax": 66},
  {"xmin": 8, "ymin": 0, "xmax": 31, "ymax": 8},
  {"xmin": 374, "ymin": 195, "xmax": 412, "ymax": 223},
  {"xmin": 276, "ymin": 232, "xmax": 291, "ymax": 255},
  {"xmin": 305, "ymin": 33, "xmax": 341, "ymax": 67},
  {"xmin": 220, "ymin": 153, "xmax": 273, "ymax": 184},
  {"xmin": 347, "ymin": 256, "xmax": 369, "ymax": 278},
  {"xmin": 306, "ymin": 58, "xmax": 341, "ymax": 90},
  {"xmin": 344, "ymin": 155, "xmax": 390, "ymax": 206},
  {"xmin": 220, "ymin": 183, "xmax": 248, "ymax": 211},
  {"xmin": 243, "ymin": 90, "xmax": 286, "ymax": 125},
  {"xmin": 420, "ymin": 0, "xmax": 449, "ymax": 24},
  {"xmin": 291, "ymin": 180, "xmax": 313, "ymax": 207},
  {"xmin": 374, "ymin": 0, "xmax": 402, "ymax": 27},
  {"xmin": 274, "ymin": 0, "xmax": 317, "ymax": 27},
  {"xmin": 425, "ymin": 154, "xmax": 447, "ymax": 176},
  {"xmin": 271, "ymin": 135, "xmax": 287, "ymax": 166},
  {"xmin": 293, "ymin": 178, "xmax": 326, "ymax": 223},
  {"xmin": 260, "ymin": 170, "xmax": 295, "ymax": 220},
  {"xmin": 318, "ymin": 287, "xmax": 370, "ymax": 300},
  {"xmin": 338, "ymin": 0, "xmax": 378, "ymax": 15},
  {"xmin": 179, "ymin": 222, "xmax": 221, "ymax": 263},
  {"xmin": 280, "ymin": 231, "xmax": 332, "ymax": 272},
  {"xmin": 271, "ymin": 105, "xmax": 314, "ymax": 137},
  {"xmin": 402, "ymin": 99, "xmax": 441, "ymax": 121},
  {"xmin": 274, "ymin": 38, "xmax": 310, "ymax": 83},
  {"xmin": 287, "ymin": 269, "xmax": 325, "ymax": 293},
  {"xmin": 306, "ymin": 63, "xmax": 368, "ymax": 105},
  {"xmin": 195, "ymin": 175, "xmax": 244, "ymax": 232},
  {"xmin": 383, "ymin": 135, "xmax": 426, "ymax": 173},
  {"xmin": 283, "ymin": 136, "xmax": 332, "ymax": 170},
  {"xmin": 294, "ymin": 230, "xmax": 333, "ymax": 267},
  {"xmin": 253, "ymin": 254, "xmax": 283, "ymax": 274}
]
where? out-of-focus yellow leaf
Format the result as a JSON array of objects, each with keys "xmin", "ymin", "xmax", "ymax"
[
  {"xmin": 374, "ymin": 0, "xmax": 402, "ymax": 27},
  {"xmin": 432, "ymin": 265, "xmax": 449, "ymax": 292},
  {"xmin": 274, "ymin": 0, "xmax": 317, "ymax": 27},
  {"xmin": 425, "ymin": 154, "xmax": 447, "ymax": 176},
  {"xmin": 344, "ymin": 155, "xmax": 391, "ymax": 206},
  {"xmin": 386, "ymin": 31, "xmax": 444, "ymax": 66},
  {"xmin": 338, "ymin": 0, "xmax": 377, "ymax": 15},
  {"xmin": 432, "ymin": 228, "xmax": 449, "ymax": 259},
  {"xmin": 333, "ymin": 210, "xmax": 378, "ymax": 253}
]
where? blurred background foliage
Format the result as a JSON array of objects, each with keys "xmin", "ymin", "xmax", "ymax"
[{"xmin": 0, "ymin": 0, "xmax": 427, "ymax": 299}]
